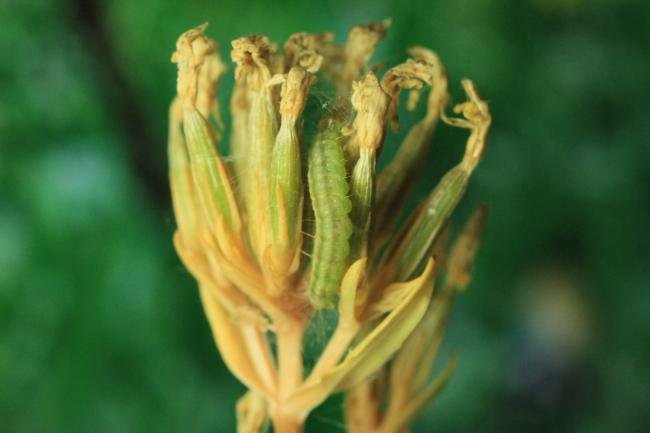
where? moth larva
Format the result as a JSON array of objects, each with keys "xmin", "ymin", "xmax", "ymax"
[{"xmin": 307, "ymin": 119, "xmax": 353, "ymax": 309}]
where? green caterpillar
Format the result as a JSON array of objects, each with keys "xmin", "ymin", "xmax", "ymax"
[{"xmin": 307, "ymin": 119, "xmax": 353, "ymax": 309}]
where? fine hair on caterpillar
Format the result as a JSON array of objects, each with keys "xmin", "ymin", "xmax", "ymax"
[{"xmin": 306, "ymin": 118, "xmax": 353, "ymax": 310}]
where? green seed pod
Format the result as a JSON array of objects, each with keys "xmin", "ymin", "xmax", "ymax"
[
  {"xmin": 171, "ymin": 24, "xmax": 239, "ymax": 243},
  {"xmin": 391, "ymin": 165, "xmax": 469, "ymax": 281},
  {"xmin": 307, "ymin": 119, "xmax": 353, "ymax": 309},
  {"xmin": 231, "ymin": 36, "xmax": 277, "ymax": 257},
  {"xmin": 269, "ymin": 67, "xmax": 313, "ymax": 271},
  {"xmin": 349, "ymin": 149, "xmax": 375, "ymax": 259},
  {"xmin": 378, "ymin": 78, "xmax": 490, "ymax": 284},
  {"xmin": 183, "ymin": 107, "xmax": 241, "ymax": 234},
  {"xmin": 168, "ymin": 99, "xmax": 199, "ymax": 244},
  {"xmin": 347, "ymin": 73, "xmax": 389, "ymax": 259},
  {"xmin": 445, "ymin": 204, "xmax": 489, "ymax": 292},
  {"xmin": 229, "ymin": 81, "xmax": 249, "ymax": 194},
  {"xmin": 270, "ymin": 120, "xmax": 301, "ymax": 242}
]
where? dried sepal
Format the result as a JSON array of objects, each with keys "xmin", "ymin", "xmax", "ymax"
[
  {"xmin": 389, "ymin": 290, "xmax": 453, "ymax": 399},
  {"xmin": 380, "ymin": 50, "xmax": 437, "ymax": 131},
  {"xmin": 345, "ymin": 379, "xmax": 384, "ymax": 433},
  {"xmin": 349, "ymin": 72, "xmax": 391, "ymax": 153},
  {"xmin": 442, "ymin": 79, "xmax": 492, "ymax": 172},
  {"xmin": 283, "ymin": 31, "xmax": 333, "ymax": 72},
  {"xmin": 399, "ymin": 354, "xmax": 457, "ymax": 422},
  {"xmin": 231, "ymin": 35, "xmax": 275, "ymax": 88},
  {"xmin": 171, "ymin": 23, "xmax": 226, "ymax": 124},
  {"xmin": 230, "ymin": 67, "xmax": 250, "ymax": 191},
  {"xmin": 408, "ymin": 298, "xmax": 453, "ymax": 392},
  {"xmin": 379, "ymin": 354, "xmax": 457, "ymax": 433},
  {"xmin": 446, "ymin": 204, "xmax": 489, "ymax": 291},
  {"xmin": 172, "ymin": 231, "xmax": 212, "ymax": 285},
  {"xmin": 337, "ymin": 19, "xmax": 392, "ymax": 93}
]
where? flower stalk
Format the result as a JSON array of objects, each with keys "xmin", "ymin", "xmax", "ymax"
[{"xmin": 168, "ymin": 20, "xmax": 492, "ymax": 433}]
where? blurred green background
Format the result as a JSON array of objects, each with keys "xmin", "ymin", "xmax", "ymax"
[{"xmin": 2, "ymin": 0, "xmax": 649, "ymax": 432}]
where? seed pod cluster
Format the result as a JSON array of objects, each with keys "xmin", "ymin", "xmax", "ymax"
[{"xmin": 168, "ymin": 21, "xmax": 492, "ymax": 433}]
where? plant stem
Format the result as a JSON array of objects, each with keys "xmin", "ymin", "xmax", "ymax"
[
  {"xmin": 241, "ymin": 325, "xmax": 277, "ymax": 392},
  {"xmin": 276, "ymin": 316, "xmax": 304, "ymax": 397},
  {"xmin": 271, "ymin": 412, "xmax": 304, "ymax": 433},
  {"xmin": 272, "ymin": 315, "xmax": 306, "ymax": 433}
]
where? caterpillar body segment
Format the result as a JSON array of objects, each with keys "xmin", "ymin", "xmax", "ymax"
[{"xmin": 307, "ymin": 119, "xmax": 354, "ymax": 309}]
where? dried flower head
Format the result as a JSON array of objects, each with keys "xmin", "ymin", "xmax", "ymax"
[{"xmin": 168, "ymin": 20, "xmax": 491, "ymax": 433}]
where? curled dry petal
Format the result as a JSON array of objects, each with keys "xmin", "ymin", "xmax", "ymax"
[
  {"xmin": 337, "ymin": 19, "xmax": 392, "ymax": 92},
  {"xmin": 350, "ymin": 72, "xmax": 390, "ymax": 152},
  {"xmin": 171, "ymin": 23, "xmax": 226, "ymax": 121},
  {"xmin": 283, "ymin": 31, "xmax": 333, "ymax": 72},
  {"xmin": 446, "ymin": 204, "xmax": 490, "ymax": 291}
]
